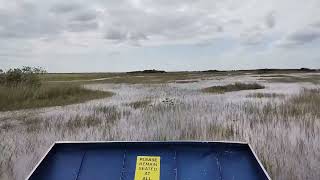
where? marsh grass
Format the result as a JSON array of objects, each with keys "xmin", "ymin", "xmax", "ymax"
[
  {"xmin": 1, "ymin": 77, "xmax": 320, "ymax": 180},
  {"xmin": 174, "ymin": 80, "xmax": 199, "ymax": 83},
  {"xmin": 206, "ymin": 123, "xmax": 237, "ymax": 139},
  {"xmin": 40, "ymin": 73, "xmax": 116, "ymax": 81},
  {"xmin": 246, "ymin": 92, "xmax": 285, "ymax": 98},
  {"xmin": 260, "ymin": 74, "xmax": 320, "ymax": 84},
  {"xmin": 202, "ymin": 82, "xmax": 265, "ymax": 93},
  {"xmin": 0, "ymin": 84, "xmax": 112, "ymax": 111},
  {"xmin": 245, "ymin": 89, "xmax": 320, "ymax": 119},
  {"xmin": 256, "ymin": 74, "xmax": 291, "ymax": 78},
  {"xmin": 93, "ymin": 106, "xmax": 123, "ymax": 124},
  {"xmin": 127, "ymin": 100, "xmax": 151, "ymax": 109},
  {"xmin": 283, "ymin": 89, "xmax": 320, "ymax": 118},
  {"xmin": 237, "ymin": 89, "xmax": 320, "ymax": 179},
  {"xmin": 43, "ymin": 72, "xmax": 228, "ymax": 84},
  {"xmin": 42, "ymin": 71, "xmax": 317, "ymax": 83}
]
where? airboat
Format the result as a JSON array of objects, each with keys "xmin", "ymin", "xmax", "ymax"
[{"xmin": 27, "ymin": 141, "xmax": 271, "ymax": 180}]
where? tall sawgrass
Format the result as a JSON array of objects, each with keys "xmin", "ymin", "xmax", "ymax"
[{"xmin": 0, "ymin": 84, "xmax": 112, "ymax": 111}]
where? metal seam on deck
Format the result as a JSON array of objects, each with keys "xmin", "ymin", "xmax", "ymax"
[
  {"xmin": 75, "ymin": 151, "xmax": 87, "ymax": 180},
  {"xmin": 174, "ymin": 149, "xmax": 178, "ymax": 180},
  {"xmin": 216, "ymin": 152, "xmax": 223, "ymax": 180},
  {"xmin": 120, "ymin": 149, "xmax": 127, "ymax": 180}
]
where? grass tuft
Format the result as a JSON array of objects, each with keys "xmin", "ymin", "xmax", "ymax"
[
  {"xmin": 127, "ymin": 100, "xmax": 151, "ymax": 109},
  {"xmin": 65, "ymin": 115, "xmax": 102, "ymax": 129},
  {"xmin": 93, "ymin": 106, "xmax": 122, "ymax": 124},
  {"xmin": 202, "ymin": 82, "xmax": 265, "ymax": 93}
]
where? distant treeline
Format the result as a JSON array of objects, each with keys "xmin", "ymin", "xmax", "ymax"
[
  {"xmin": 237, "ymin": 68, "xmax": 319, "ymax": 73},
  {"xmin": 126, "ymin": 68, "xmax": 319, "ymax": 74},
  {"xmin": 127, "ymin": 69, "xmax": 166, "ymax": 74},
  {"xmin": 201, "ymin": 68, "xmax": 319, "ymax": 74}
]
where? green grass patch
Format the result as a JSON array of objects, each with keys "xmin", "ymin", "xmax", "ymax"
[
  {"xmin": 41, "ymin": 72, "xmax": 227, "ymax": 84},
  {"xmin": 256, "ymin": 74, "xmax": 292, "ymax": 78},
  {"xmin": 246, "ymin": 93, "xmax": 285, "ymax": 98},
  {"xmin": 202, "ymin": 82, "xmax": 265, "ymax": 94},
  {"xmin": 260, "ymin": 74, "xmax": 320, "ymax": 84},
  {"xmin": 40, "ymin": 73, "xmax": 117, "ymax": 81},
  {"xmin": 0, "ymin": 84, "xmax": 113, "ymax": 111}
]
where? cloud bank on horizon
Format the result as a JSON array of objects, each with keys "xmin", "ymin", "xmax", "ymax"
[{"xmin": 0, "ymin": 0, "xmax": 320, "ymax": 72}]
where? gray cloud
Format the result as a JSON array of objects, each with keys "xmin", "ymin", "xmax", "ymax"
[
  {"xmin": 0, "ymin": 6, "xmax": 61, "ymax": 39},
  {"xmin": 71, "ymin": 11, "xmax": 98, "ymax": 22},
  {"xmin": 311, "ymin": 21, "xmax": 320, "ymax": 28},
  {"xmin": 128, "ymin": 32, "xmax": 148, "ymax": 41},
  {"xmin": 278, "ymin": 28, "xmax": 320, "ymax": 47},
  {"xmin": 216, "ymin": 26, "xmax": 224, "ymax": 32},
  {"xmin": 240, "ymin": 25, "xmax": 268, "ymax": 45},
  {"xmin": 290, "ymin": 30, "xmax": 320, "ymax": 42},
  {"xmin": 105, "ymin": 28, "xmax": 148, "ymax": 45},
  {"xmin": 67, "ymin": 21, "xmax": 99, "ymax": 32},
  {"xmin": 0, "ymin": 1, "xmax": 101, "ymax": 39},
  {"xmin": 226, "ymin": 19, "xmax": 243, "ymax": 25},
  {"xmin": 237, "ymin": 11, "xmax": 275, "ymax": 46},
  {"xmin": 102, "ymin": 3, "xmax": 224, "ymax": 44},
  {"xmin": 50, "ymin": 3, "xmax": 83, "ymax": 14},
  {"xmin": 265, "ymin": 12, "xmax": 276, "ymax": 28},
  {"xmin": 105, "ymin": 29, "xmax": 127, "ymax": 41}
]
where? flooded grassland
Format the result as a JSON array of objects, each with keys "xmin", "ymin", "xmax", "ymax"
[{"xmin": 0, "ymin": 73, "xmax": 320, "ymax": 180}]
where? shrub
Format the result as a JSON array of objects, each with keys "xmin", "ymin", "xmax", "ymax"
[
  {"xmin": 0, "ymin": 69, "xmax": 4, "ymax": 84},
  {"xmin": 0, "ymin": 66, "xmax": 46, "ymax": 87}
]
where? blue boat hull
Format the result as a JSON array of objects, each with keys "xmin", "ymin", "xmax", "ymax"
[{"xmin": 27, "ymin": 141, "xmax": 270, "ymax": 180}]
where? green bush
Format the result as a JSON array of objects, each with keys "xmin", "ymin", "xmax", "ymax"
[
  {"xmin": 0, "ymin": 66, "xmax": 46, "ymax": 87},
  {"xmin": 0, "ymin": 67, "xmax": 114, "ymax": 111}
]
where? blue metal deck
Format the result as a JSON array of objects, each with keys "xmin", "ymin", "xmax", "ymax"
[{"xmin": 27, "ymin": 141, "xmax": 270, "ymax": 180}]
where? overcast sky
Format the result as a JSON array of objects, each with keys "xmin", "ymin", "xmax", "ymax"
[{"xmin": 0, "ymin": 0, "xmax": 320, "ymax": 72}]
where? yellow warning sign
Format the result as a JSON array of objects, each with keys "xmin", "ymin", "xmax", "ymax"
[{"xmin": 134, "ymin": 156, "xmax": 160, "ymax": 180}]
